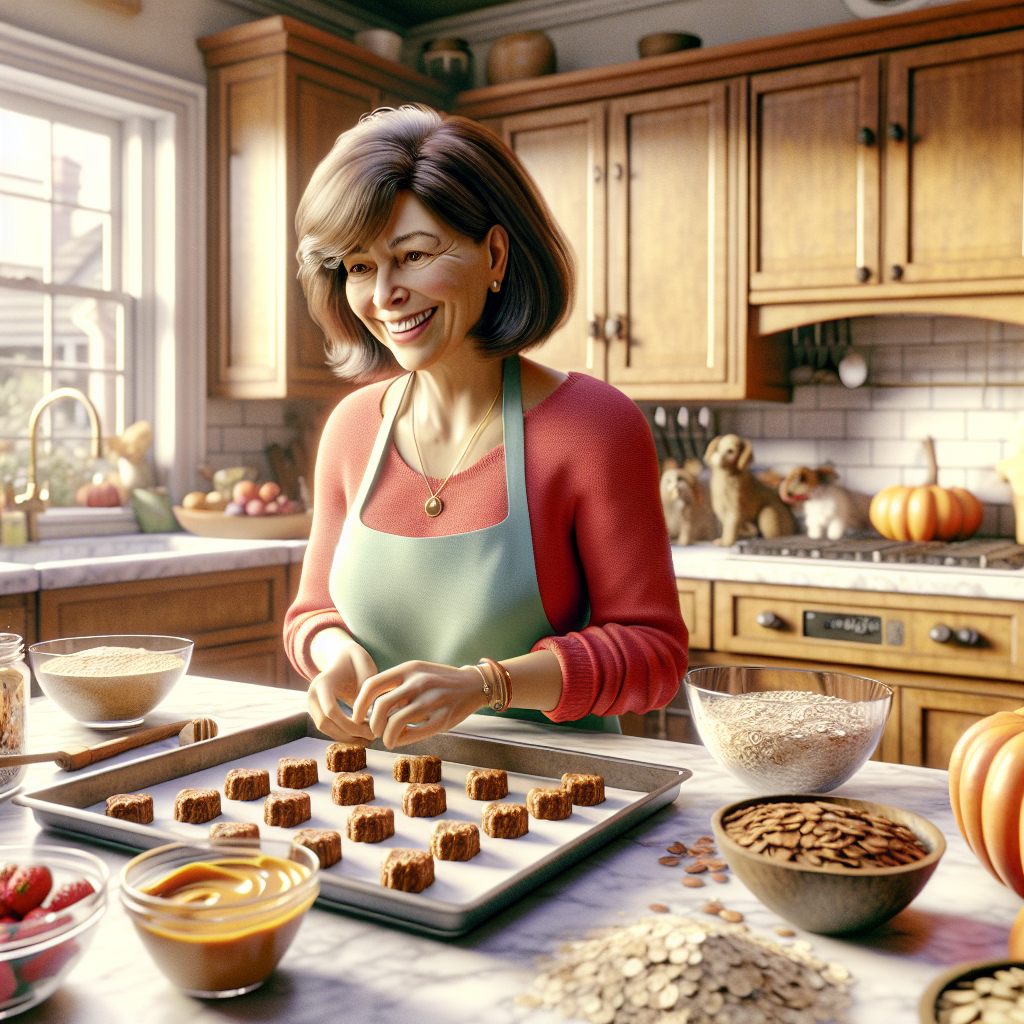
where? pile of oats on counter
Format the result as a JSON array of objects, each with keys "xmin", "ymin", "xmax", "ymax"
[{"xmin": 517, "ymin": 914, "xmax": 852, "ymax": 1024}]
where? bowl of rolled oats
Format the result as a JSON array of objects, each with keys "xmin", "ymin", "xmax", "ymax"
[
  {"xmin": 684, "ymin": 665, "xmax": 892, "ymax": 794},
  {"xmin": 712, "ymin": 794, "xmax": 945, "ymax": 935},
  {"xmin": 919, "ymin": 960, "xmax": 1024, "ymax": 1024}
]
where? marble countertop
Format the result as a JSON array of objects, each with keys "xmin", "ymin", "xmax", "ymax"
[
  {"xmin": 673, "ymin": 543, "xmax": 1024, "ymax": 600},
  {"xmin": 0, "ymin": 535, "xmax": 308, "ymax": 593},
  {"xmin": 1, "ymin": 677, "xmax": 1016, "ymax": 1023}
]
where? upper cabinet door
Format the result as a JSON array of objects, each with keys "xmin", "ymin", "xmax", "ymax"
[
  {"xmin": 288, "ymin": 61, "xmax": 379, "ymax": 392},
  {"xmin": 750, "ymin": 57, "xmax": 881, "ymax": 293},
  {"xmin": 606, "ymin": 81, "xmax": 734, "ymax": 391},
  {"xmin": 885, "ymin": 31, "xmax": 1024, "ymax": 286},
  {"xmin": 503, "ymin": 103, "xmax": 607, "ymax": 378}
]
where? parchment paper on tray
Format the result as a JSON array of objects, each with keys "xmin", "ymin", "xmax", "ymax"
[{"xmin": 14, "ymin": 713, "xmax": 689, "ymax": 936}]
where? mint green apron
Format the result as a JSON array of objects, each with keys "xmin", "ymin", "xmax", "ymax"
[{"xmin": 329, "ymin": 356, "xmax": 619, "ymax": 733}]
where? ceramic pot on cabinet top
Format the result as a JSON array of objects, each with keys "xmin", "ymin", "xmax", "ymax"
[{"xmin": 486, "ymin": 31, "xmax": 556, "ymax": 85}]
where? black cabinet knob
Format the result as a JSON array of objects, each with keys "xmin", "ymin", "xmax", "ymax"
[
  {"xmin": 856, "ymin": 266, "xmax": 871, "ymax": 283},
  {"xmin": 857, "ymin": 126, "xmax": 876, "ymax": 146},
  {"xmin": 891, "ymin": 264, "xmax": 904, "ymax": 280},
  {"xmin": 888, "ymin": 123, "xmax": 905, "ymax": 142}
]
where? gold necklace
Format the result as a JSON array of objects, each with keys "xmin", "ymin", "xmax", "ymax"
[{"xmin": 410, "ymin": 373, "xmax": 502, "ymax": 518}]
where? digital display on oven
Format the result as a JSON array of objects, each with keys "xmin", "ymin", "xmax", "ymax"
[{"xmin": 803, "ymin": 611, "xmax": 882, "ymax": 644}]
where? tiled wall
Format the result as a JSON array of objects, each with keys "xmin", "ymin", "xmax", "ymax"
[
  {"xmin": 204, "ymin": 399, "xmax": 300, "ymax": 491},
  {"xmin": 715, "ymin": 316, "xmax": 1024, "ymax": 538}
]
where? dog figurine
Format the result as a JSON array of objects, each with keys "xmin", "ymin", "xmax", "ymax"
[
  {"xmin": 779, "ymin": 465, "xmax": 871, "ymax": 540},
  {"xmin": 704, "ymin": 434, "xmax": 795, "ymax": 546},
  {"xmin": 660, "ymin": 458, "xmax": 718, "ymax": 546}
]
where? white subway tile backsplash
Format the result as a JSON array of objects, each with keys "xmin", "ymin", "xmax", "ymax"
[
  {"xmin": 816, "ymin": 439, "xmax": 871, "ymax": 466},
  {"xmin": 846, "ymin": 410, "xmax": 901, "ymax": 439},
  {"xmin": 206, "ymin": 400, "xmax": 244, "ymax": 427},
  {"xmin": 793, "ymin": 410, "xmax": 844, "ymax": 438},
  {"xmin": 931, "ymin": 315, "xmax": 991, "ymax": 345},
  {"xmin": 762, "ymin": 408, "xmax": 792, "ymax": 438},
  {"xmin": 842, "ymin": 467, "xmax": 895, "ymax": 494},
  {"xmin": 933, "ymin": 439, "xmax": 1002, "ymax": 467},
  {"xmin": 933, "ymin": 386, "xmax": 985, "ymax": 410},
  {"xmin": 870, "ymin": 387, "xmax": 931, "ymax": 410},
  {"xmin": 242, "ymin": 401, "xmax": 287, "ymax": 427},
  {"xmin": 816, "ymin": 386, "xmax": 872, "ymax": 410},
  {"xmin": 870, "ymin": 439, "xmax": 924, "ymax": 468},
  {"xmin": 966, "ymin": 410, "xmax": 1020, "ymax": 440},
  {"xmin": 790, "ymin": 386, "xmax": 817, "ymax": 410},
  {"xmin": 903, "ymin": 409, "xmax": 966, "ymax": 440},
  {"xmin": 206, "ymin": 427, "xmax": 222, "ymax": 454},
  {"xmin": 750, "ymin": 439, "xmax": 817, "ymax": 469},
  {"xmin": 221, "ymin": 426, "xmax": 268, "ymax": 452},
  {"xmin": 935, "ymin": 467, "xmax": 966, "ymax": 489},
  {"xmin": 965, "ymin": 468, "xmax": 1012, "ymax": 504}
]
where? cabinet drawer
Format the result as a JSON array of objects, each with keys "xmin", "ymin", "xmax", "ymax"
[
  {"xmin": 714, "ymin": 581, "xmax": 1024, "ymax": 681},
  {"xmin": 190, "ymin": 638, "xmax": 291, "ymax": 689},
  {"xmin": 676, "ymin": 578, "xmax": 711, "ymax": 650}
]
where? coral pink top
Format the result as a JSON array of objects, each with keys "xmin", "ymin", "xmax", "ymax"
[{"xmin": 283, "ymin": 371, "xmax": 688, "ymax": 722}]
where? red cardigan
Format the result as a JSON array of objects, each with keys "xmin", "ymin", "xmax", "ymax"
[{"xmin": 283, "ymin": 371, "xmax": 688, "ymax": 722}]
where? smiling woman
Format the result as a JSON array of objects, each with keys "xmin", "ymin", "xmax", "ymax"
[{"xmin": 285, "ymin": 106, "xmax": 688, "ymax": 749}]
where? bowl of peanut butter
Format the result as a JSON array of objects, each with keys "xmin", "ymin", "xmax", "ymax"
[{"xmin": 119, "ymin": 840, "xmax": 320, "ymax": 997}]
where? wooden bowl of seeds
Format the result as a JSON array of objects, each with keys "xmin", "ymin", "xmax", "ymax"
[
  {"xmin": 918, "ymin": 960, "xmax": 1024, "ymax": 1024},
  {"xmin": 711, "ymin": 793, "xmax": 945, "ymax": 935}
]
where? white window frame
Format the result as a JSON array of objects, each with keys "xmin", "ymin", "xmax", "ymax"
[{"xmin": 0, "ymin": 20, "xmax": 205, "ymax": 501}]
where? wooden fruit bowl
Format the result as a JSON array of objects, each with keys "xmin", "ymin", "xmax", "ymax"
[{"xmin": 173, "ymin": 506, "xmax": 312, "ymax": 540}]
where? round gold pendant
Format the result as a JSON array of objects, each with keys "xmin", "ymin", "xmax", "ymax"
[{"xmin": 425, "ymin": 495, "xmax": 443, "ymax": 517}]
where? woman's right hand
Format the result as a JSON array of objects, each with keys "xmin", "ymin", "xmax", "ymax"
[{"xmin": 307, "ymin": 641, "xmax": 379, "ymax": 744}]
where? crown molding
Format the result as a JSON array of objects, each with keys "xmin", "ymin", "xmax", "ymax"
[
  {"xmin": 405, "ymin": 0, "xmax": 691, "ymax": 46},
  {"xmin": 219, "ymin": 0, "xmax": 400, "ymax": 36}
]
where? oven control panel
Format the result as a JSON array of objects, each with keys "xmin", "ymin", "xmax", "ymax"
[{"xmin": 803, "ymin": 611, "xmax": 881, "ymax": 644}]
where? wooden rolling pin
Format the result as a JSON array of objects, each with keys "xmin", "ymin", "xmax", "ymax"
[{"xmin": 0, "ymin": 717, "xmax": 218, "ymax": 772}]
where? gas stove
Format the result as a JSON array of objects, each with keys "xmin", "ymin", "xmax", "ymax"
[{"xmin": 733, "ymin": 535, "xmax": 1024, "ymax": 570}]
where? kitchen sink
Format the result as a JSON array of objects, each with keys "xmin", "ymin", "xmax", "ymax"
[{"xmin": 0, "ymin": 534, "xmax": 263, "ymax": 564}]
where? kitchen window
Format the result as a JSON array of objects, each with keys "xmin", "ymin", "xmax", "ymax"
[
  {"xmin": 1, "ymin": 95, "xmax": 129, "ymax": 504},
  {"xmin": 0, "ymin": 21, "xmax": 205, "ymax": 503}
]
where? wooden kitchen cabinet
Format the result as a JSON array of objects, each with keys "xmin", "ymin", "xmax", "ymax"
[
  {"xmin": 749, "ymin": 57, "xmax": 882, "ymax": 292},
  {"xmin": 38, "ymin": 565, "xmax": 294, "ymax": 688},
  {"xmin": 676, "ymin": 578, "xmax": 711, "ymax": 650},
  {"xmin": 502, "ymin": 103, "xmax": 607, "ymax": 379},
  {"xmin": 200, "ymin": 18, "xmax": 446, "ymax": 400},
  {"xmin": 885, "ymin": 30, "xmax": 1024, "ymax": 288},
  {"xmin": 0, "ymin": 593, "xmax": 35, "ymax": 647}
]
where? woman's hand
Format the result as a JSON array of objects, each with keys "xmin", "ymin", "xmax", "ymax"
[
  {"xmin": 350, "ymin": 661, "xmax": 488, "ymax": 749},
  {"xmin": 307, "ymin": 641, "xmax": 379, "ymax": 744}
]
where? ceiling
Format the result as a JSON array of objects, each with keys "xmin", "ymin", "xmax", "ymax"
[{"xmin": 341, "ymin": 0, "xmax": 518, "ymax": 28}]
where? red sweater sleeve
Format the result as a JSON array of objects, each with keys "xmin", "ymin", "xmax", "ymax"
[
  {"xmin": 529, "ymin": 377, "xmax": 688, "ymax": 720},
  {"xmin": 282, "ymin": 381, "xmax": 390, "ymax": 679}
]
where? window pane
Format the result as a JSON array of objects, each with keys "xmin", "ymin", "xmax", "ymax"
[
  {"xmin": 53, "ymin": 295, "xmax": 120, "ymax": 370},
  {"xmin": 0, "ymin": 109, "xmax": 48, "ymax": 200},
  {"xmin": 52, "ymin": 206, "xmax": 108, "ymax": 288},
  {"xmin": 0, "ymin": 287, "xmax": 44, "ymax": 363},
  {"xmin": 0, "ymin": 364, "xmax": 44, "ymax": 440},
  {"xmin": 52, "ymin": 123, "xmax": 110, "ymax": 211},
  {"xmin": 0, "ymin": 194, "xmax": 48, "ymax": 280}
]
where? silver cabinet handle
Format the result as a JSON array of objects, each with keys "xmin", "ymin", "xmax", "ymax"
[
  {"xmin": 956, "ymin": 627, "xmax": 982, "ymax": 647},
  {"xmin": 604, "ymin": 317, "xmax": 623, "ymax": 341},
  {"xmin": 613, "ymin": 163, "xmax": 623, "ymax": 181},
  {"xmin": 756, "ymin": 611, "xmax": 784, "ymax": 630},
  {"xmin": 929, "ymin": 624, "xmax": 952, "ymax": 643}
]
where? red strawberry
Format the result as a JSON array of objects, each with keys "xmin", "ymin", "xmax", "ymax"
[
  {"xmin": 2, "ymin": 866, "xmax": 51, "ymax": 918},
  {"xmin": 0, "ymin": 863, "xmax": 17, "ymax": 916},
  {"xmin": 17, "ymin": 939, "xmax": 79, "ymax": 984},
  {"xmin": 46, "ymin": 879, "xmax": 94, "ymax": 912},
  {"xmin": 0, "ymin": 961, "xmax": 16, "ymax": 1002},
  {"xmin": 14, "ymin": 912, "xmax": 70, "ymax": 941}
]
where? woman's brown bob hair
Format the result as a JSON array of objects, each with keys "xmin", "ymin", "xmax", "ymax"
[{"xmin": 296, "ymin": 105, "xmax": 574, "ymax": 381}]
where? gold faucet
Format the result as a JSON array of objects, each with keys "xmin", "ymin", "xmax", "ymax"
[{"xmin": 15, "ymin": 388, "xmax": 103, "ymax": 542}]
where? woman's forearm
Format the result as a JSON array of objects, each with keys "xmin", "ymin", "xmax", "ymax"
[
  {"xmin": 310, "ymin": 626, "xmax": 355, "ymax": 674},
  {"xmin": 501, "ymin": 648, "xmax": 563, "ymax": 713}
]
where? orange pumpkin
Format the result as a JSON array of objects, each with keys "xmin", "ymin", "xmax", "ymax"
[
  {"xmin": 949, "ymin": 708, "xmax": 1024, "ymax": 897},
  {"xmin": 869, "ymin": 438, "xmax": 983, "ymax": 541}
]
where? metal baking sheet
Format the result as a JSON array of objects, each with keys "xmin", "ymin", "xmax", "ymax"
[{"xmin": 14, "ymin": 713, "xmax": 689, "ymax": 937}]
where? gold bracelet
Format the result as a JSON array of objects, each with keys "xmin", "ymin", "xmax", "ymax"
[{"xmin": 478, "ymin": 657, "xmax": 513, "ymax": 713}]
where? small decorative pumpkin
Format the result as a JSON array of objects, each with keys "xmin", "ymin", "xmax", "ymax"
[
  {"xmin": 869, "ymin": 437, "xmax": 983, "ymax": 541},
  {"xmin": 950, "ymin": 708, "xmax": 1024, "ymax": 956},
  {"xmin": 75, "ymin": 477, "xmax": 123, "ymax": 508}
]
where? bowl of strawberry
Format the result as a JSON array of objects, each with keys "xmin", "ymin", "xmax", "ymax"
[{"xmin": 0, "ymin": 846, "xmax": 108, "ymax": 1018}]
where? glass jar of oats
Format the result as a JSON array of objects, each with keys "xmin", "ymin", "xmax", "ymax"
[{"xmin": 0, "ymin": 633, "xmax": 29, "ymax": 795}]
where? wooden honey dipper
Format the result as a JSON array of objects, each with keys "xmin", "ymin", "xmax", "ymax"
[{"xmin": 0, "ymin": 717, "xmax": 218, "ymax": 772}]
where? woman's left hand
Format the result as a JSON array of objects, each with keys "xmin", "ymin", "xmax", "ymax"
[{"xmin": 350, "ymin": 661, "xmax": 488, "ymax": 748}]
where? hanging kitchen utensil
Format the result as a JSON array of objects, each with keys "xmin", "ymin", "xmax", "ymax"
[
  {"xmin": 697, "ymin": 406, "xmax": 715, "ymax": 461},
  {"xmin": 677, "ymin": 406, "xmax": 696, "ymax": 463},
  {"xmin": 839, "ymin": 319, "xmax": 868, "ymax": 388},
  {"xmin": 651, "ymin": 406, "xmax": 672, "ymax": 467},
  {"xmin": 790, "ymin": 326, "xmax": 814, "ymax": 385}
]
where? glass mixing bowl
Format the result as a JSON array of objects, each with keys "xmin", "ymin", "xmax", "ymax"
[{"xmin": 684, "ymin": 665, "xmax": 892, "ymax": 794}]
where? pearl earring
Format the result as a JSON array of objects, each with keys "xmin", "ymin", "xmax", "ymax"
[{"xmin": 491, "ymin": 280, "xmax": 501, "ymax": 292}]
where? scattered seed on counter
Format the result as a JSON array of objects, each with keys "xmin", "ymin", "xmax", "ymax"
[
  {"xmin": 710, "ymin": 873, "xmax": 728, "ymax": 883},
  {"xmin": 515, "ymin": 913, "xmax": 854, "ymax": 1023},
  {"xmin": 666, "ymin": 842, "xmax": 686, "ymax": 855},
  {"xmin": 649, "ymin": 904, "xmax": 669, "ymax": 913},
  {"xmin": 936, "ymin": 966, "xmax": 1024, "ymax": 1024},
  {"xmin": 702, "ymin": 901, "xmax": 724, "ymax": 915},
  {"xmin": 723, "ymin": 799, "xmax": 930, "ymax": 870},
  {"xmin": 684, "ymin": 862, "xmax": 707, "ymax": 874},
  {"xmin": 658, "ymin": 856, "xmax": 680, "ymax": 867},
  {"xmin": 719, "ymin": 909, "xmax": 744, "ymax": 923},
  {"xmin": 681, "ymin": 877, "xmax": 705, "ymax": 889},
  {"xmin": 775, "ymin": 927, "xmax": 796, "ymax": 937}
]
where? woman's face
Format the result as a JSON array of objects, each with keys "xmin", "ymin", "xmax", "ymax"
[{"xmin": 342, "ymin": 191, "xmax": 507, "ymax": 374}]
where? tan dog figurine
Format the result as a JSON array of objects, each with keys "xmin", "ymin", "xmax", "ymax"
[
  {"xmin": 660, "ymin": 458, "xmax": 718, "ymax": 546},
  {"xmin": 704, "ymin": 434, "xmax": 795, "ymax": 546}
]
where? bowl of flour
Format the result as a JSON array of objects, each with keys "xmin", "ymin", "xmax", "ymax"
[{"xmin": 28, "ymin": 635, "xmax": 193, "ymax": 728}]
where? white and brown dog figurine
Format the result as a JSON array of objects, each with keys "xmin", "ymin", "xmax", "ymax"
[
  {"xmin": 704, "ymin": 434, "xmax": 795, "ymax": 546},
  {"xmin": 779, "ymin": 465, "xmax": 870, "ymax": 540},
  {"xmin": 660, "ymin": 458, "xmax": 718, "ymax": 546}
]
